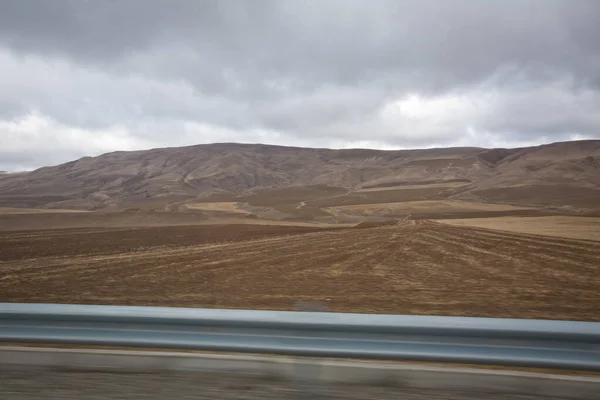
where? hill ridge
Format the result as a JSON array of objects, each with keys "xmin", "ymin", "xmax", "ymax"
[{"xmin": 0, "ymin": 139, "xmax": 598, "ymax": 212}]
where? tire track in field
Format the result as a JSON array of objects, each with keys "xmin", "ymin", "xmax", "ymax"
[
  {"xmin": 413, "ymin": 229, "xmax": 592, "ymax": 290},
  {"xmin": 417, "ymin": 227, "xmax": 593, "ymax": 281},
  {"xmin": 430, "ymin": 223, "xmax": 600, "ymax": 271},
  {"xmin": 1, "ymin": 230, "xmax": 341, "ymax": 279},
  {"xmin": 2, "ymin": 228, "xmax": 390, "ymax": 295},
  {"xmin": 432, "ymin": 221, "xmax": 600, "ymax": 253}
]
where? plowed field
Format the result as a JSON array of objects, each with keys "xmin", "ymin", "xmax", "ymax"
[{"xmin": 1, "ymin": 221, "xmax": 599, "ymax": 321}]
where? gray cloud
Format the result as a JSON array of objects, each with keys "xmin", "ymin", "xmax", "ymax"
[{"xmin": 0, "ymin": 0, "xmax": 599, "ymax": 171}]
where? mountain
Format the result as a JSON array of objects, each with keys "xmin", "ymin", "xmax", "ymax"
[{"xmin": 0, "ymin": 140, "xmax": 599, "ymax": 213}]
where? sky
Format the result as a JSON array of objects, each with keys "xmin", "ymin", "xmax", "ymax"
[{"xmin": 1, "ymin": 0, "xmax": 600, "ymax": 171}]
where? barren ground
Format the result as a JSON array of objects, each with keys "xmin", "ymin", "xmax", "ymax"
[
  {"xmin": 333, "ymin": 200, "xmax": 532, "ymax": 219},
  {"xmin": 0, "ymin": 207, "xmax": 88, "ymax": 214},
  {"xmin": 439, "ymin": 216, "xmax": 600, "ymax": 242},
  {"xmin": 183, "ymin": 201, "xmax": 250, "ymax": 214},
  {"xmin": 1, "ymin": 219, "xmax": 599, "ymax": 321}
]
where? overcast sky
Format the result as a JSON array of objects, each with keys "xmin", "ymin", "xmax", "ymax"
[{"xmin": 1, "ymin": 0, "xmax": 600, "ymax": 171}]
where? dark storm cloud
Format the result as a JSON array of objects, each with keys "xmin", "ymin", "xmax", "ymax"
[
  {"xmin": 0, "ymin": 0, "xmax": 599, "ymax": 170},
  {"xmin": 3, "ymin": 1, "xmax": 599, "ymax": 90}
]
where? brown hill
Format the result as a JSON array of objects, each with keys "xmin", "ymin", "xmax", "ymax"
[{"xmin": 0, "ymin": 140, "xmax": 599, "ymax": 213}]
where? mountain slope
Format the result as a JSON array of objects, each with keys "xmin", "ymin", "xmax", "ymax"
[{"xmin": 0, "ymin": 140, "xmax": 599, "ymax": 212}]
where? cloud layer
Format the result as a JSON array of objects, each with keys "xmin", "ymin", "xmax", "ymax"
[{"xmin": 1, "ymin": 0, "xmax": 599, "ymax": 170}]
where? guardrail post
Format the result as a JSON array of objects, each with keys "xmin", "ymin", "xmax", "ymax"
[{"xmin": 294, "ymin": 301, "xmax": 327, "ymax": 398}]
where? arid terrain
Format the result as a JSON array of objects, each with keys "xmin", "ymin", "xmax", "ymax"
[
  {"xmin": 439, "ymin": 216, "xmax": 600, "ymax": 242},
  {"xmin": 0, "ymin": 140, "xmax": 599, "ymax": 217},
  {"xmin": 1, "ymin": 218, "xmax": 599, "ymax": 321},
  {"xmin": 0, "ymin": 140, "xmax": 599, "ymax": 321}
]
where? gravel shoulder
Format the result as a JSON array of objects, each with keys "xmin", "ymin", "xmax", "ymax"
[{"xmin": 2, "ymin": 368, "xmax": 568, "ymax": 400}]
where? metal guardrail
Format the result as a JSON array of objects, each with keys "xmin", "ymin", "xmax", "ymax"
[{"xmin": 1, "ymin": 303, "xmax": 600, "ymax": 370}]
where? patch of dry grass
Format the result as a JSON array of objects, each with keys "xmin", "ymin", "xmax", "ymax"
[
  {"xmin": 184, "ymin": 202, "xmax": 249, "ymax": 214},
  {"xmin": 438, "ymin": 216, "xmax": 600, "ymax": 242}
]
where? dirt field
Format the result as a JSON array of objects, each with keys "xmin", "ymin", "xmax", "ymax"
[
  {"xmin": 0, "ymin": 207, "xmax": 88, "ymax": 214},
  {"xmin": 0, "ymin": 211, "xmax": 355, "ymax": 231},
  {"xmin": 306, "ymin": 187, "xmax": 453, "ymax": 208},
  {"xmin": 355, "ymin": 181, "xmax": 467, "ymax": 192},
  {"xmin": 439, "ymin": 216, "xmax": 600, "ymax": 241},
  {"xmin": 183, "ymin": 202, "xmax": 250, "ymax": 214},
  {"xmin": 1, "ymin": 220, "xmax": 599, "ymax": 321},
  {"xmin": 471, "ymin": 185, "xmax": 600, "ymax": 209},
  {"xmin": 334, "ymin": 200, "xmax": 531, "ymax": 217},
  {"xmin": 192, "ymin": 185, "xmax": 554, "ymax": 222}
]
